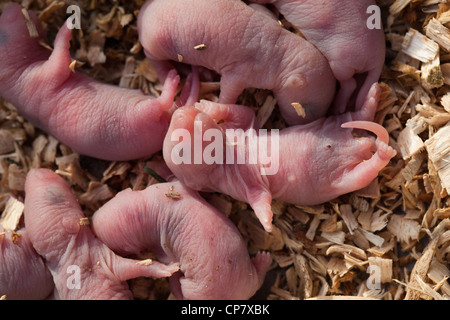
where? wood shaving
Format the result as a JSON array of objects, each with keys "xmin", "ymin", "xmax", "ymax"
[
  {"xmin": 401, "ymin": 29, "xmax": 439, "ymax": 63},
  {"xmin": 256, "ymin": 95, "xmax": 277, "ymax": 128},
  {"xmin": 425, "ymin": 123, "xmax": 450, "ymax": 192},
  {"xmin": 0, "ymin": 197, "xmax": 24, "ymax": 231},
  {"xmin": 193, "ymin": 44, "xmax": 208, "ymax": 51},
  {"xmin": 291, "ymin": 102, "xmax": 306, "ymax": 118},
  {"xmin": 165, "ymin": 186, "xmax": 181, "ymax": 199},
  {"xmin": 136, "ymin": 259, "xmax": 153, "ymax": 266},
  {"xmin": 79, "ymin": 217, "xmax": 90, "ymax": 226},
  {"xmin": 425, "ymin": 18, "xmax": 450, "ymax": 52},
  {"xmin": 21, "ymin": 7, "xmax": 39, "ymax": 38},
  {"xmin": 11, "ymin": 231, "xmax": 22, "ymax": 244},
  {"xmin": 69, "ymin": 59, "xmax": 85, "ymax": 73}
]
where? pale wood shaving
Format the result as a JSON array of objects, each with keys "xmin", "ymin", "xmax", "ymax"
[
  {"xmin": 21, "ymin": 7, "xmax": 39, "ymax": 38},
  {"xmin": 79, "ymin": 217, "xmax": 90, "ymax": 226},
  {"xmin": 136, "ymin": 259, "xmax": 153, "ymax": 266},
  {"xmin": 389, "ymin": 0, "xmax": 412, "ymax": 16},
  {"xmin": 425, "ymin": 18, "xmax": 450, "ymax": 52},
  {"xmin": 387, "ymin": 214, "xmax": 421, "ymax": 243},
  {"xmin": 360, "ymin": 229, "xmax": 385, "ymax": 247},
  {"xmin": 368, "ymin": 256, "xmax": 393, "ymax": 283},
  {"xmin": 193, "ymin": 44, "xmax": 208, "ymax": 51},
  {"xmin": 0, "ymin": 197, "xmax": 24, "ymax": 231},
  {"xmin": 440, "ymin": 92, "xmax": 450, "ymax": 112},
  {"xmin": 397, "ymin": 126, "xmax": 425, "ymax": 159},
  {"xmin": 256, "ymin": 95, "xmax": 277, "ymax": 128},
  {"xmin": 405, "ymin": 237, "xmax": 439, "ymax": 299},
  {"xmin": 402, "ymin": 29, "xmax": 439, "ymax": 63},
  {"xmin": 337, "ymin": 204, "xmax": 358, "ymax": 234},
  {"xmin": 428, "ymin": 259, "xmax": 450, "ymax": 296},
  {"xmin": 421, "ymin": 54, "xmax": 444, "ymax": 89},
  {"xmin": 425, "ymin": 123, "xmax": 450, "ymax": 193},
  {"xmin": 291, "ymin": 102, "xmax": 306, "ymax": 118}
]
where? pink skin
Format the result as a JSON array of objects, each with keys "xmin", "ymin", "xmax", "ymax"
[
  {"xmin": 0, "ymin": 3, "xmax": 183, "ymax": 161},
  {"xmin": 249, "ymin": 0, "xmax": 385, "ymax": 113},
  {"xmin": 24, "ymin": 168, "xmax": 180, "ymax": 300},
  {"xmin": 163, "ymin": 84, "xmax": 397, "ymax": 232},
  {"xmin": 91, "ymin": 179, "xmax": 271, "ymax": 300},
  {"xmin": 137, "ymin": 0, "xmax": 336, "ymax": 125},
  {"xmin": 0, "ymin": 228, "xmax": 54, "ymax": 300}
]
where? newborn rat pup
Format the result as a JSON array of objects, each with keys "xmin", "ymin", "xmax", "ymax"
[
  {"xmin": 137, "ymin": 0, "xmax": 336, "ymax": 125},
  {"xmin": 92, "ymin": 178, "xmax": 271, "ymax": 300},
  {"xmin": 0, "ymin": 228, "xmax": 54, "ymax": 299},
  {"xmin": 163, "ymin": 84, "xmax": 397, "ymax": 232},
  {"xmin": 0, "ymin": 3, "xmax": 189, "ymax": 161},
  {"xmin": 24, "ymin": 168, "xmax": 180, "ymax": 299},
  {"xmin": 248, "ymin": 0, "xmax": 386, "ymax": 113}
]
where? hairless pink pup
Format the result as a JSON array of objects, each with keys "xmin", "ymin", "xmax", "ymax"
[
  {"xmin": 137, "ymin": 0, "xmax": 336, "ymax": 125},
  {"xmin": 24, "ymin": 168, "xmax": 180, "ymax": 299},
  {"xmin": 248, "ymin": 0, "xmax": 386, "ymax": 113},
  {"xmin": 163, "ymin": 84, "xmax": 397, "ymax": 232},
  {"xmin": 92, "ymin": 179, "xmax": 271, "ymax": 300},
  {"xmin": 0, "ymin": 228, "xmax": 54, "ymax": 299},
  {"xmin": 0, "ymin": 3, "xmax": 190, "ymax": 161}
]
